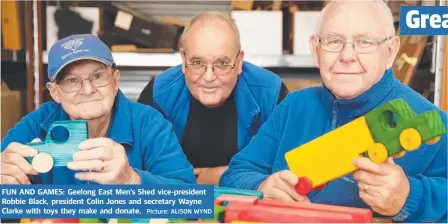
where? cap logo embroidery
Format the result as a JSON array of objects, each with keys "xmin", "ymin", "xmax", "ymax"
[
  {"xmin": 61, "ymin": 38, "xmax": 83, "ymax": 53},
  {"xmin": 60, "ymin": 38, "xmax": 89, "ymax": 60}
]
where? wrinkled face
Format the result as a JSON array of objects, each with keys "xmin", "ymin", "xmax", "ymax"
[
  {"xmin": 310, "ymin": 2, "xmax": 400, "ymax": 99},
  {"xmin": 181, "ymin": 19, "xmax": 244, "ymax": 108},
  {"xmin": 47, "ymin": 60, "xmax": 120, "ymax": 120}
]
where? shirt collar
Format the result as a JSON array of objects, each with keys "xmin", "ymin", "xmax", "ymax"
[
  {"xmin": 234, "ymin": 72, "xmax": 261, "ymax": 130},
  {"xmin": 320, "ymin": 69, "xmax": 399, "ymax": 122}
]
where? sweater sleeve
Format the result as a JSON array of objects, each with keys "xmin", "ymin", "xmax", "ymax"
[
  {"xmin": 220, "ymin": 97, "xmax": 289, "ymax": 190},
  {"xmin": 393, "ymin": 133, "xmax": 447, "ymax": 222}
]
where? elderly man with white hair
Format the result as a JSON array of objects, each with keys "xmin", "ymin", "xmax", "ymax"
[{"xmin": 220, "ymin": 1, "xmax": 447, "ymax": 222}]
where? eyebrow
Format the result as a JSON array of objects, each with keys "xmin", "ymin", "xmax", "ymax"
[
  {"xmin": 189, "ymin": 56, "xmax": 203, "ymax": 62},
  {"xmin": 189, "ymin": 55, "xmax": 232, "ymax": 63},
  {"xmin": 217, "ymin": 56, "xmax": 231, "ymax": 62},
  {"xmin": 324, "ymin": 32, "xmax": 345, "ymax": 38},
  {"xmin": 353, "ymin": 33, "xmax": 376, "ymax": 39},
  {"xmin": 322, "ymin": 32, "xmax": 377, "ymax": 39},
  {"xmin": 65, "ymin": 66, "xmax": 106, "ymax": 78}
]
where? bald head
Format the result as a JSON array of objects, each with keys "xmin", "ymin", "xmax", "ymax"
[
  {"xmin": 309, "ymin": 0, "xmax": 401, "ymax": 100},
  {"xmin": 181, "ymin": 11, "xmax": 241, "ymax": 50},
  {"xmin": 317, "ymin": 0, "xmax": 395, "ymax": 37}
]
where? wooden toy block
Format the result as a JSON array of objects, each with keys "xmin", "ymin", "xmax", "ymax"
[
  {"xmin": 215, "ymin": 195, "xmax": 372, "ymax": 223},
  {"xmin": 25, "ymin": 120, "xmax": 88, "ymax": 168},
  {"xmin": 285, "ymin": 98, "xmax": 447, "ymax": 195},
  {"xmin": 214, "ymin": 187, "xmax": 263, "ymax": 200},
  {"xmin": 257, "ymin": 199, "xmax": 372, "ymax": 222},
  {"xmin": 198, "ymin": 205, "xmax": 225, "ymax": 223},
  {"xmin": 21, "ymin": 218, "xmax": 80, "ymax": 223},
  {"xmin": 79, "ymin": 218, "xmax": 106, "ymax": 223}
]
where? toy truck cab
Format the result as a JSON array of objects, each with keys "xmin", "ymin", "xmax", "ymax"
[
  {"xmin": 364, "ymin": 99, "xmax": 446, "ymax": 161},
  {"xmin": 286, "ymin": 99, "xmax": 446, "ymax": 195}
]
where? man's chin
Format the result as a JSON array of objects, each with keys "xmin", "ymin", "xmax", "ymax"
[
  {"xmin": 76, "ymin": 109, "xmax": 106, "ymax": 120},
  {"xmin": 331, "ymin": 87, "xmax": 365, "ymax": 100},
  {"xmin": 199, "ymin": 99, "xmax": 222, "ymax": 108}
]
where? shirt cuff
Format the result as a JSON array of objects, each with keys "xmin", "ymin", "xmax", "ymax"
[{"xmin": 392, "ymin": 176, "xmax": 423, "ymax": 222}]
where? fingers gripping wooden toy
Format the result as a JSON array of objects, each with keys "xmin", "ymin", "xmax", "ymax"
[
  {"xmin": 285, "ymin": 98, "xmax": 447, "ymax": 195},
  {"xmin": 26, "ymin": 120, "xmax": 88, "ymax": 173}
]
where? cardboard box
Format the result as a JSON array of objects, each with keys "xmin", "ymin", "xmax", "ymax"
[
  {"xmin": 292, "ymin": 11, "xmax": 320, "ymax": 56},
  {"xmin": 231, "ymin": 1, "xmax": 282, "ymax": 11},
  {"xmin": 1, "ymin": 82, "xmax": 24, "ymax": 138},
  {"xmin": 100, "ymin": 3, "xmax": 180, "ymax": 49},
  {"xmin": 112, "ymin": 10, "xmax": 179, "ymax": 49},
  {"xmin": 231, "ymin": 11, "xmax": 283, "ymax": 55}
]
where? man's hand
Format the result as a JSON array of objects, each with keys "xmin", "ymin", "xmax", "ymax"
[
  {"xmin": 67, "ymin": 138, "xmax": 140, "ymax": 185},
  {"xmin": 353, "ymin": 157, "xmax": 410, "ymax": 216},
  {"xmin": 257, "ymin": 170, "xmax": 310, "ymax": 202},
  {"xmin": 0, "ymin": 139, "xmax": 40, "ymax": 184},
  {"xmin": 194, "ymin": 166, "xmax": 227, "ymax": 185}
]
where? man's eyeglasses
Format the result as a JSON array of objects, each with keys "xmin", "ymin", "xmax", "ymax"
[
  {"xmin": 318, "ymin": 36, "xmax": 393, "ymax": 54},
  {"xmin": 184, "ymin": 51, "xmax": 241, "ymax": 76},
  {"xmin": 57, "ymin": 69, "xmax": 115, "ymax": 93}
]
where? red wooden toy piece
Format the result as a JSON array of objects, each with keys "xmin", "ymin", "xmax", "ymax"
[{"xmin": 215, "ymin": 195, "xmax": 372, "ymax": 223}]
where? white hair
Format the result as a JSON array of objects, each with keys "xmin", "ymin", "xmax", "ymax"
[
  {"xmin": 316, "ymin": 0, "xmax": 396, "ymax": 37},
  {"xmin": 181, "ymin": 11, "xmax": 241, "ymax": 49}
]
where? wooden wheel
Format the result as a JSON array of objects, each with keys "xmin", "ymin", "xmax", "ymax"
[
  {"xmin": 393, "ymin": 151, "xmax": 406, "ymax": 159},
  {"xmin": 400, "ymin": 128, "xmax": 422, "ymax": 151},
  {"xmin": 368, "ymin": 143, "xmax": 388, "ymax": 163},
  {"xmin": 295, "ymin": 177, "xmax": 313, "ymax": 195},
  {"xmin": 425, "ymin": 136, "xmax": 441, "ymax": 145}
]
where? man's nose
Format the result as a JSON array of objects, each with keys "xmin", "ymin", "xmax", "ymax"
[
  {"xmin": 203, "ymin": 66, "xmax": 216, "ymax": 83},
  {"xmin": 78, "ymin": 79, "xmax": 96, "ymax": 95},
  {"xmin": 338, "ymin": 43, "xmax": 358, "ymax": 63}
]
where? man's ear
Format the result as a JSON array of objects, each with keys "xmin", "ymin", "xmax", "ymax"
[
  {"xmin": 180, "ymin": 48, "xmax": 186, "ymax": 74},
  {"xmin": 46, "ymin": 82, "xmax": 61, "ymax": 103},
  {"xmin": 309, "ymin": 34, "xmax": 320, "ymax": 68},
  {"xmin": 113, "ymin": 69, "xmax": 121, "ymax": 95},
  {"xmin": 236, "ymin": 50, "xmax": 245, "ymax": 75},
  {"xmin": 386, "ymin": 36, "xmax": 401, "ymax": 69}
]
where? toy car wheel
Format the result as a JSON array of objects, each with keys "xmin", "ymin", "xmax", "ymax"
[
  {"xmin": 295, "ymin": 177, "xmax": 313, "ymax": 195},
  {"xmin": 393, "ymin": 151, "xmax": 406, "ymax": 159},
  {"xmin": 425, "ymin": 136, "xmax": 441, "ymax": 145},
  {"xmin": 400, "ymin": 128, "xmax": 422, "ymax": 151},
  {"xmin": 314, "ymin": 183, "xmax": 326, "ymax": 191},
  {"xmin": 367, "ymin": 143, "xmax": 388, "ymax": 163}
]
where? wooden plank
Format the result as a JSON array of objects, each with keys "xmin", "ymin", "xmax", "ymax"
[
  {"xmin": 393, "ymin": 35, "xmax": 428, "ymax": 86},
  {"xmin": 25, "ymin": 1, "xmax": 35, "ymax": 112},
  {"xmin": 1, "ymin": 0, "xmax": 23, "ymax": 51}
]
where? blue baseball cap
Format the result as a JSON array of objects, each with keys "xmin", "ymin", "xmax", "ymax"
[{"xmin": 48, "ymin": 34, "xmax": 115, "ymax": 82}]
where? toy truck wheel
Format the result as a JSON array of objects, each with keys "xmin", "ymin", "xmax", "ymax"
[
  {"xmin": 295, "ymin": 177, "xmax": 313, "ymax": 195},
  {"xmin": 393, "ymin": 151, "xmax": 406, "ymax": 158},
  {"xmin": 314, "ymin": 183, "xmax": 326, "ymax": 191},
  {"xmin": 425, "ymin": 136, "xmax": 441, "ymax": 145},
  {"xmin": 399, "ymin": 128, "xmax": 422, "ymax": 151},
  {"xmin": 367, "ymin": 143, "xmax": 388, "ymax": 163}
]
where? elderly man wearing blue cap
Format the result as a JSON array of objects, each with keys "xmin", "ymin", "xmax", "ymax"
[{"xmin": 0, "ymin": 34, "xmax": 196, "ymax": 185}]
